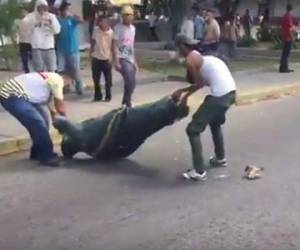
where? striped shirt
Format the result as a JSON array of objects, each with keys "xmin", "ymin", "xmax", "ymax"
[
  {"xmin": 0, "ymin": 78, "xmax": 29, "ymax": 100},
  {"xmin": 0, "ymin": 73, "xmax": 64, "ymax": 104}
]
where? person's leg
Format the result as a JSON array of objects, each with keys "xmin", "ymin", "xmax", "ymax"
[
  {"xmin": 150, "ymin": 27, "xmax": 159, "ymax": 41},
  {"xmin": 91, "ymin": 58, "xmax": 103, "ymax": 101},
  {"xmin": 185, "ymin": 97, "xmax": 214, "ymax": 175},
  {"xmin": 103, "ymin": 60, "xmax": 112, "ymax": 101},
  {"xmin": 279, "ymin": 42, "xmax": 292, "ymax": 72},
  {"xmin": 210, "ymin": 120, "xmax": 225, "ymax": 160},
  {"xmin": 68, "ymin": 53, "xmax": 84, "ymax": 95},
  {"xmin": 1, "ymin": 97, "xmax": 58, "ymax": 165},
  {"xmin": 120, "ymin": 59, "xmax": 136, "ymax": 107},
  {"xmin": 31, "ymin": 49, "xmax": 44, "ymax": 72},
  {"xmin": 30, "ymin": 104, "xmax": 50, "ymax": 160},
  {"xmin": 153, "ymin": 27, "xmax": 159, "ymax": 41},
  {"xmin": 285, "ymin": 42, "xmax": 292, "ymax": 70},
  {"xmin": 43, "ymin": 49, "xmax": 57, "ymax": 72},
  {"xmin": 208, "ymin": 92, "xmax": 236, "ymax": 167},
  {"xmin": 19, "ymin": 43, "xmax": 30, "ymax": 73},
  {"xmin": 33, "ymin": 104, "xmax": 50, "ymax": 129},
  {"xmin": 57, "ymin": 51, "xmax": 66, "ymax": 73},
  {"xmin": 228, "ymin": 41, "xmax": 236, "ymax": 59}
]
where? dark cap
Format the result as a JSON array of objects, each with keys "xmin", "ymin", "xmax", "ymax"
[
  {"xmin": 60, "ymin": 0, "xmax": 71, "ymax": 10},
  {"xmin": 175, "ymin": 34, "xmax": 199, "ymax": 47}
]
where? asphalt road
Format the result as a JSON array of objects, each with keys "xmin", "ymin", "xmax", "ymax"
[{"xmin": 1, "ymin": 96, "xmax": 300, "ymax": 250}]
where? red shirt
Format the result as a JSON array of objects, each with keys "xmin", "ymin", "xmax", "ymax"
[{"xmin": 281, "ymin": 13, "xmax": 294, "ymax": 42}]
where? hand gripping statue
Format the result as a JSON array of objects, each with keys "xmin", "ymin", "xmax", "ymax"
[{"xmin": 53, "ymin": 92, "xmax": 189, "ymax": 160}]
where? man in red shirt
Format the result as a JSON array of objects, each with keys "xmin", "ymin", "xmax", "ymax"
[{"xmin": 279, "ymin": 3, "xmax": 295, "ymax": 73}]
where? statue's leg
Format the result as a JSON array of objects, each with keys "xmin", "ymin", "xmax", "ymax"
[{"xmin": 53, "ymin": 116, "xmax": 84, "ymax": 142}]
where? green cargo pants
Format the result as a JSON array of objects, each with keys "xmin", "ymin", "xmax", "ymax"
[{"xmin": 186, "ymin": 91, "xmax": 236, "ymax": 173}]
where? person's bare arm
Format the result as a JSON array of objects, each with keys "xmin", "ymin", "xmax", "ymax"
[
  {"xmin": 73, "ymin": 14, "xmax": 84, "ymax": 24},
  {"xmin": 111, "ymin": 39, "xmax": 116, "ymax": 62},
  {"xmin": 180, "ymin": 54, "xmax": 205, "ymax": 94},
  {"xmin": 53, "ymin": 98, "xmax": 66, "ymax": 118},
  {"xmin": 90, "ymin": 38, "xmax": 96, "ymax": 53},
  {"xmin": 112, "ymin": 39, "xmax": 121, "ymax": 71}
]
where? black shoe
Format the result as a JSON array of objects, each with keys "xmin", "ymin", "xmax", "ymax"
[
  {"xmin": 105, "ymin": 96, "xmax": 111, "ymax": 102},
  {"xmin": 30, "ymin": 154, "xmax": 39, "ymax": 161},
  {"xmin": 209, "ymin": 156, "xmax": 228, "ymax": 168},
  {"xmin": 93, "ymin": 94, "xmax": 103, "ymax": 102},
  {"xmin": 279, "ymin": 69, "xmax": 294, "ymax": 73},
  {"xmin": 40, "ymin": 155, "xmax": 60, "ymax": 167}
]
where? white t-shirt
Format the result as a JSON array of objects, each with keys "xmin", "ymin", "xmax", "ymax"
[
  {"xmin": 180, "ymin": 19, "xmax": 195, "ymax": 40},
  {"xmin": 25, "ymin": 12, "xmax": 61, "ymax": 50},
  {"xmin": 200, "ymin": 55, "xmax": 236, "ymax": 97},
  {"xmin": 148, "ymin": 14, "xmax": 157, "ymax": 27},
  {"xmin": 113, "ymin": 23, "xmax": 136, "ymax": 64}
]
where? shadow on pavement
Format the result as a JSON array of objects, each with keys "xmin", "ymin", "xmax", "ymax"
[{"xmin": 60, "ymin": 156, "xmax": 195, "ymax": 190}]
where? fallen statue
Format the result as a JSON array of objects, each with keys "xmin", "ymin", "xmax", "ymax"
[{"xmin": 53, "ymin": 94, "xmax": 189, "ymax": 160}]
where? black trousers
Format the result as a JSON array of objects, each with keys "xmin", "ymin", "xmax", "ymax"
[
  {"xmin": 279, "ymin": 41, "xmax": 292, "ymax": 72},
  {"xmin": 91, "ymin": 58, "xmax": 112, "ymax": 100},
  {"xmin": 19, "ymin": 43, "xmax": 31, "ymax": 73},
  {"xmin": 150, "ymin": 27, "xmax": 159, "ymax": 41},
  {"xmin": 186, "ymin": 91, "xmax": 236, "ymax": 173}
]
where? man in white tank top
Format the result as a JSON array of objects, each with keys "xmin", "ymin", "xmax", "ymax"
[{"xmin": 174, "ymin": 34, "xmax": 236, "ymax": 181}]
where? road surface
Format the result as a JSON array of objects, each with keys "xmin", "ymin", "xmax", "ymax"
[{"xmin": 1, "ymin": 97, "xmax": 300, "ymax": 250}]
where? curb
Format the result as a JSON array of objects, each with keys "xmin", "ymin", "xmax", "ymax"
[{"xmin": 1, "ymin": 83, "xmax": 300, "ymax": 157}]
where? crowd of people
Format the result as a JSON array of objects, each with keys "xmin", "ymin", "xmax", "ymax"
[
  {"xmin": 0, "ymin": 0, "xmax": 139, "ymax": 167},
  {"xmin": 15, "ymin": 0, "xmax": 138, "ymax": 106}
]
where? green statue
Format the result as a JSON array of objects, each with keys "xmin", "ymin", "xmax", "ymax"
[{"xmin": 53, "ymin": 94, "xmax": 189, "ymax": 160}]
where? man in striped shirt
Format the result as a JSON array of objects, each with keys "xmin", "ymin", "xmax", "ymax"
[{"xmin": 0, "ymin": 72, "xmax": 67, "ymax": 167}]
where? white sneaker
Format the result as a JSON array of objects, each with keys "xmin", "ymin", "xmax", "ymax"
[{"xmin": 182, "ymin": 169, "xmax": 208, "ymax": 181}]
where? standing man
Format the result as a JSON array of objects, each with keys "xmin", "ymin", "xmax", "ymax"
[
  {"xmin": 279, "ymin": 4, "xmax": 295, "ymax": 73},
  {"xmin": 148, "ymin": 11, "xmax": 159, "ymax": 41},
  {"xmin": 194, "ymin": 8, "xmax": 206, "ymax": 41},
  {"xmin": 113, "ymin": 5, "xmax": 138, "ymax": 108},
  {"xmin": 0, "ymin": 72, "xmax": 68, "ymax": 167},
  {"xmin": 180, "ymin": 14, "xmax": 195, "ymax": 40},
  {"xmin": 25, "ymin": 0, "xmax": 61, "ymax": 72},
  {"xmin": 222, "ymin": 15, "xmax": 239, "ymax": 60},
  {"xmin": 15, "ymin": 9, "xmax": 32, "ymax": 73},
  {"xmin": 202, "ymin": 9, "xmax": 221, "ymax": 53},
  {"xmin": 174, "ymin": 34, "xmax": 236, "ymax": 181},
  {"xmin": 91, "ymin": 16, "xmax": 114, "ymax": 102},
  {"xmin": 56, "ymin": 1, "xmax": 85, "ymax": 95},
  {"xmin": 242, "ymin": 9, "xmax": 253, "ymax": 37}
]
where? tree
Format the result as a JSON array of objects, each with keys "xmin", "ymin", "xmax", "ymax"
[
  {"xmin": 213, "ymin": 0, "xmax": 242, "ymax": 21},
  {"xmin": 0, "ymin": 0, "xmax": 34, "ymax": 70}
]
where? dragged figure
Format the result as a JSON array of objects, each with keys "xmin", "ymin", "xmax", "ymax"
[{"xmin": 53, "ymin": 92, "xmax": 189, "ymax": 160}]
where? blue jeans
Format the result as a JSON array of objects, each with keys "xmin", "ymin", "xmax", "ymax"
[
  {"xmin": 120, "ymin": 59, "xmax": 136, "ymax": 107},
  {"xmin": 32, "ymin": 49, "xmax": 57, "ymax": 72},
  {"xmin": 0, "ymin": 96, "xmax": 55, "ymax": 161},
  {"xmin": 57, "ymin": 52, "xmax": 83, "ymax": 94}
]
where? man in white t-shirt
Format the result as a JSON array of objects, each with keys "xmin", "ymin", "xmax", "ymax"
[
  {"xmin": 174, "ymin": 34, "xmax": 236, "ymax": 181},
  {"xmin": 180, "ymin": 15, "xmax": 195, "ymax": 40},
  {"xmin": 25, "ymin": 0, "xmax": 61, "ymax": 72},
  {"xmin": 113, "ymin": 5, "xmax": 138, "ymax": 108},
  {"xmin": 148, "ymin": 12, "xmax": 159, "ymax": 41},
  {"xmin": 0, "ymin": 72, "xmax": 68, "ymax": 167}
]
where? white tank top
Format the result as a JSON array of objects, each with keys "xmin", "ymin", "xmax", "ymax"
[{"xmin": 200, "ymin": 55, "xmax": 236, "ymax": 97}]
